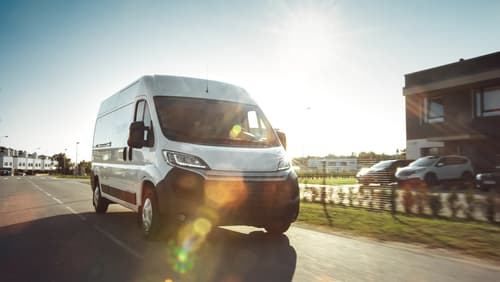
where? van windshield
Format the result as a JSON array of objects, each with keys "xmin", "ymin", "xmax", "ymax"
[{"xmin": 154, "ymin": 96, "xmax": 280, "ymax": 147}]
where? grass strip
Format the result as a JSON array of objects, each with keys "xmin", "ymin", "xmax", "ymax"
[
  {"xmin": 297, "ymin": 202, "xmax": 500, "ymax": 261},
  {"xmin": 53, "ymin": 174, "xmax": 91, "ymax": 180},
  {"xmin": 299, "ymin": 177, "xmax": 358, "ymax": 185}
]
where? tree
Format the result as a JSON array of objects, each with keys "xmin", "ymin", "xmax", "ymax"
[
  {"xmin": 52, "ymin": 153, "xmax": 71, "ymax": 175},
  {"xmin": 78, "ymin": 160, "xmax": 91, "ymax": 175}
]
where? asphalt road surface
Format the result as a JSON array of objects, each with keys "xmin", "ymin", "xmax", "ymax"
[{"xmin": 1, "ymin": 176, "xmax": 499, "ymax": 282}]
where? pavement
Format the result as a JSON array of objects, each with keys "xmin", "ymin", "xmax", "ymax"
[{"xmin": 1, "ymin": 176, "xmax": 500, "ymax": 282}]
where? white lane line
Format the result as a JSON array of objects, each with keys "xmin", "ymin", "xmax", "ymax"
[
  {"xmin": 65, "ymin": 206, "xmax": 87, "ymax": 221},
  {"xmin": 93, "ymin": 225, "xmax": 144, "ymax": 260},
  {"xmin": 26, "ymin": 178, "xmax": 143, "ymax": 260},
  {"xmin": 16, "ymin": 177, "xmax": 21, "ymax": 180},
  {"xmin": 52, "ymin": 197, "xmax": 63, "ymax": 204},
  {"xmin": 3, "ymin": 178, "xmax": 8, "ymax": 180}
]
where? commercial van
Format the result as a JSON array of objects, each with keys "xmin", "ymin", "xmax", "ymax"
[{"xmin": 91, "ymin": 75, "xmax": 300, "ymax": 238}]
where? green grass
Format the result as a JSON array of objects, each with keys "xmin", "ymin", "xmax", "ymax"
[
  {"xmin": 53, "ymin": 174, "xmax": 91, "ymax": 180},
  {"xmin": 299, "ymin": 177, "xmax": 358, "ymax": 185},
  {"xmin": 297, "ymin": 202, "xmax": 500, "ymax": 261}
]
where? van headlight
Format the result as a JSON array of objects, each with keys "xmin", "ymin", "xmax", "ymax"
[
  {"xmin": 163, "ymin": 151, "xmax": 210, "ymax": 169},
  {"xmin": 277, "ymin": 158, "xmax": 291, "ymax": 171}
]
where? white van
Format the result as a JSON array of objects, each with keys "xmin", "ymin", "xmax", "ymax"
[{"xmin": 91, "ymin": 75, "xmax": 299, "ymax": 238}]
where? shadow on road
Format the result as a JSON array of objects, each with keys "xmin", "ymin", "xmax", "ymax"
[{"xmin": 0, "ymin": 211, "xmax": 297, "ymax": 282}]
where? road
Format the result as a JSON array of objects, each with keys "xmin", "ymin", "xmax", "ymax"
[{"xmin": 1, "ymin": 176, "xmax": 499, "ymax": 282}]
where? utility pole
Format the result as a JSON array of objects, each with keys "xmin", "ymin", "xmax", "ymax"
[
  {"xmin": 63, "ymin": 148, "xmax": 67, "ymax": 174},
  {"xmin": 75, "ymin": 142, "xmax": 79, "ymax": 176}
]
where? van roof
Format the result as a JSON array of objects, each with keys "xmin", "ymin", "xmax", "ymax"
[{"xmin": 98, "ymin": 75, "xmax": 256, "ymax": 116}]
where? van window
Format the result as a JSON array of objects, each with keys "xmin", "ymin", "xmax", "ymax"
[
  {"xmin": 93, "ymin": 103, "xmax": 134, "ymax": 148},
  {"xmin": 134, "ymin": 100, "xmax": 154, "ymax": 147},
  {"xmin": 154, "ymin": 97, "xmax": 279, "ymax": 147}
]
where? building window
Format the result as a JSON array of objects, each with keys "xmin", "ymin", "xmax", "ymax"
[
  {"xmin": 425, "ymin": 96, "xmax": 444, "ymax": 123},
  {"xmin": 476, "ymin": 87, "xmax": 500, "ymax": 117}
]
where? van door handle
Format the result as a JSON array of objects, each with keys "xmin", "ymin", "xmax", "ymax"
[{"xmin": 123, "ymin": 147, "xmax": 127, "ymax": 161}]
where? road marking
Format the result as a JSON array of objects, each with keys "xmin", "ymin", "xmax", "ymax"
[
  {"xmin": 3, "ymin": 178, "xmax": 8, "ymax": 180},
  {"xmin": 41, "ymin": 177, "xmax": 46, "ymax": 179},
  {"xmin": 25, "ymin": 177, "xmax": 143, "ymax": 261},
  {"xmin": 93, "ymin": 225, "xmax": 144, "ymax": 260},
  {"xmin": 16, "ymin": 177, "xmax": 21, "ymax": 180},
  {"xmin": 51, "ymin": 197, "xmax": 63, "ymax": 204},
  {"xmin": 65, "ymin": 206, "xmax": 87, "ymax": 221}
]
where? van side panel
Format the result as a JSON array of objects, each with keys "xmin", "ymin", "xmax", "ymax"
[{"xmin": 92, "ymin": 102, "xmax": 137, "ymax": 208}]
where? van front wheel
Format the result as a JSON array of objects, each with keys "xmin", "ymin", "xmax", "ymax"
[
  {"xmin": 265, "ymin": 222, "xmax": 291, "ymax": 235},
  {"xmin": 93, "ymin": 184, "xmax": 109, "ymax": 214},
  {"xmin": 141, "ymin": 188, "xmax": 162, "ymax": 239}
]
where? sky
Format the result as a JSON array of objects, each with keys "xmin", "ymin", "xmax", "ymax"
[{"xmin": 1, "ymin": 0, "xmax": 500, "ymax": 162}]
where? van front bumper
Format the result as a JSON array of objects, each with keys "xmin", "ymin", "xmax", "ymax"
[{"xmin": 156, "ymin": 167, "xmax": 300, "ymax": 227}]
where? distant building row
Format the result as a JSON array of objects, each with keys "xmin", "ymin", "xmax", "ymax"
[
  {"xmin": 306, "ymin": 158, "xmax": 358, "ymax": 172},
  {"xmin": 0, "ymin": 147, "xmax": 58, "ymax": 175}
]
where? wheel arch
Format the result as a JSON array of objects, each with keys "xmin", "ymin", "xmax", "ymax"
[{"xmin": 139, "ymin": 179, "xmax": 157, "ymax": 206}]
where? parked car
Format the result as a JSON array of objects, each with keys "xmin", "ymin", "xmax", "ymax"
[
  {"xmin": 476, "ymin": 166, "xmax": 500, "ymax": 191},
  {"xmin": 395, "ymin": 155, "xmax": 474, "ymax": 186},
  {"xmin": 356, "ymin": 159, "xmax": 413, "ymax": 185}
]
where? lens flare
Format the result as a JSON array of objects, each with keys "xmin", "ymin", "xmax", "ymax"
[
  {"xmin": 229, "ymin": 124, "xmax": 242, "ymax": 139},
  {"xmin": 193, "ymin": 218, "xmax": 212, "ymax": 236},
  {"xmin": 205, "ymin": 180, "xmax": 248, "ymax": 208},
  {"xmin": 167, "ymin": 216, "xmax": 215, "ymax": 274}
]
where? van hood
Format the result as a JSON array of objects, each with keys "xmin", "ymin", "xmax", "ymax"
[{"xmin": 169, "ymin": 142, "xmax": 287, "ymax": 172}]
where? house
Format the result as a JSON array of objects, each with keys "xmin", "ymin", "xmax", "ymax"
[{"xmin": 403, "ymin": 51, "xmax": 500, "ymax": 172}]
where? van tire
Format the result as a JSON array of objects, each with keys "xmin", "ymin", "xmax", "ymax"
[
  {"xmin": 93, "ymin": 182, "xmax": 109, "ymax": 214},
  {"xmin": 140, "ymin": 187, "xmax": 162, "ymax": 239},
  {"xmin": 265, "ymin": 222, "xmax": 291, "ymax": 235}
]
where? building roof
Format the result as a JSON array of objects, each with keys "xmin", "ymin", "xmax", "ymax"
[{"xmin": 403, "ymin": 51, "xmax": 500, "ymax": 95}]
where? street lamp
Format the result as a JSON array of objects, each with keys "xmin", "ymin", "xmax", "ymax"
[
  {"xmin": 75, "ymin": 142, "xmax": 79, "ymax": 176},
  {"xmin": 63, "ymin": 148, "xmax": 67, "ymax": 175}
]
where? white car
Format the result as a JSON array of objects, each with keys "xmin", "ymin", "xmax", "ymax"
[{"xmin": 395, "ymin": 155, "xmax": 474, "ymax": 186}]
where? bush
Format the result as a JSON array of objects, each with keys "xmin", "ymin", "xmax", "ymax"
[
  {"xmin": 348, "ymin": 187, "xmax": 354, "ymax": 207},
  {"xmin": 447, "ymin": 189, "xmax": 460, "ymax": 219},
  {"xmin": 358, "ymin": 186, "xmax": 365, "ymax": 207},
  {"xmin": 485, "ymin": 193, "xmax": 496, "ymax": 223},
  {"xmin": 376, "ymin": 190, "xmax": 385, "ymax": 210},
  {"xmin": 415, "ymin": 187, "xmax": 427, "ymax": 215},
  {"xmin": 429, "ymin": 194, "xmax": 443, "ymax": 217},
  {"xmin": 464, "ymin": 188, "xmax": 475, "ymax": 220},
  {"xmin": 402, "ymin": 187, "xmax": 414, "ymax": 214},
  {"xmin": 338, "ymin": 188, "xmax": 346, "ymax": 206},
  {"xmin": 369, "ymin": 189, "xmax": 375, "ymax": 209}
]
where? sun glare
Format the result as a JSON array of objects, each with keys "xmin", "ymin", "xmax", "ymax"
[{"xmin": 274, "ymin": 4, "xmax": 343, "ymax": 77}]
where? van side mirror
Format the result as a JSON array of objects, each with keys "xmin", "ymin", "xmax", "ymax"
[
  {"xmin": 276, "ymin": 130, "xmax": 287, "ymax": 150},
  {"xmin": 128, "ymin": 121, "xmax": 145, "ymax": 148}
]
